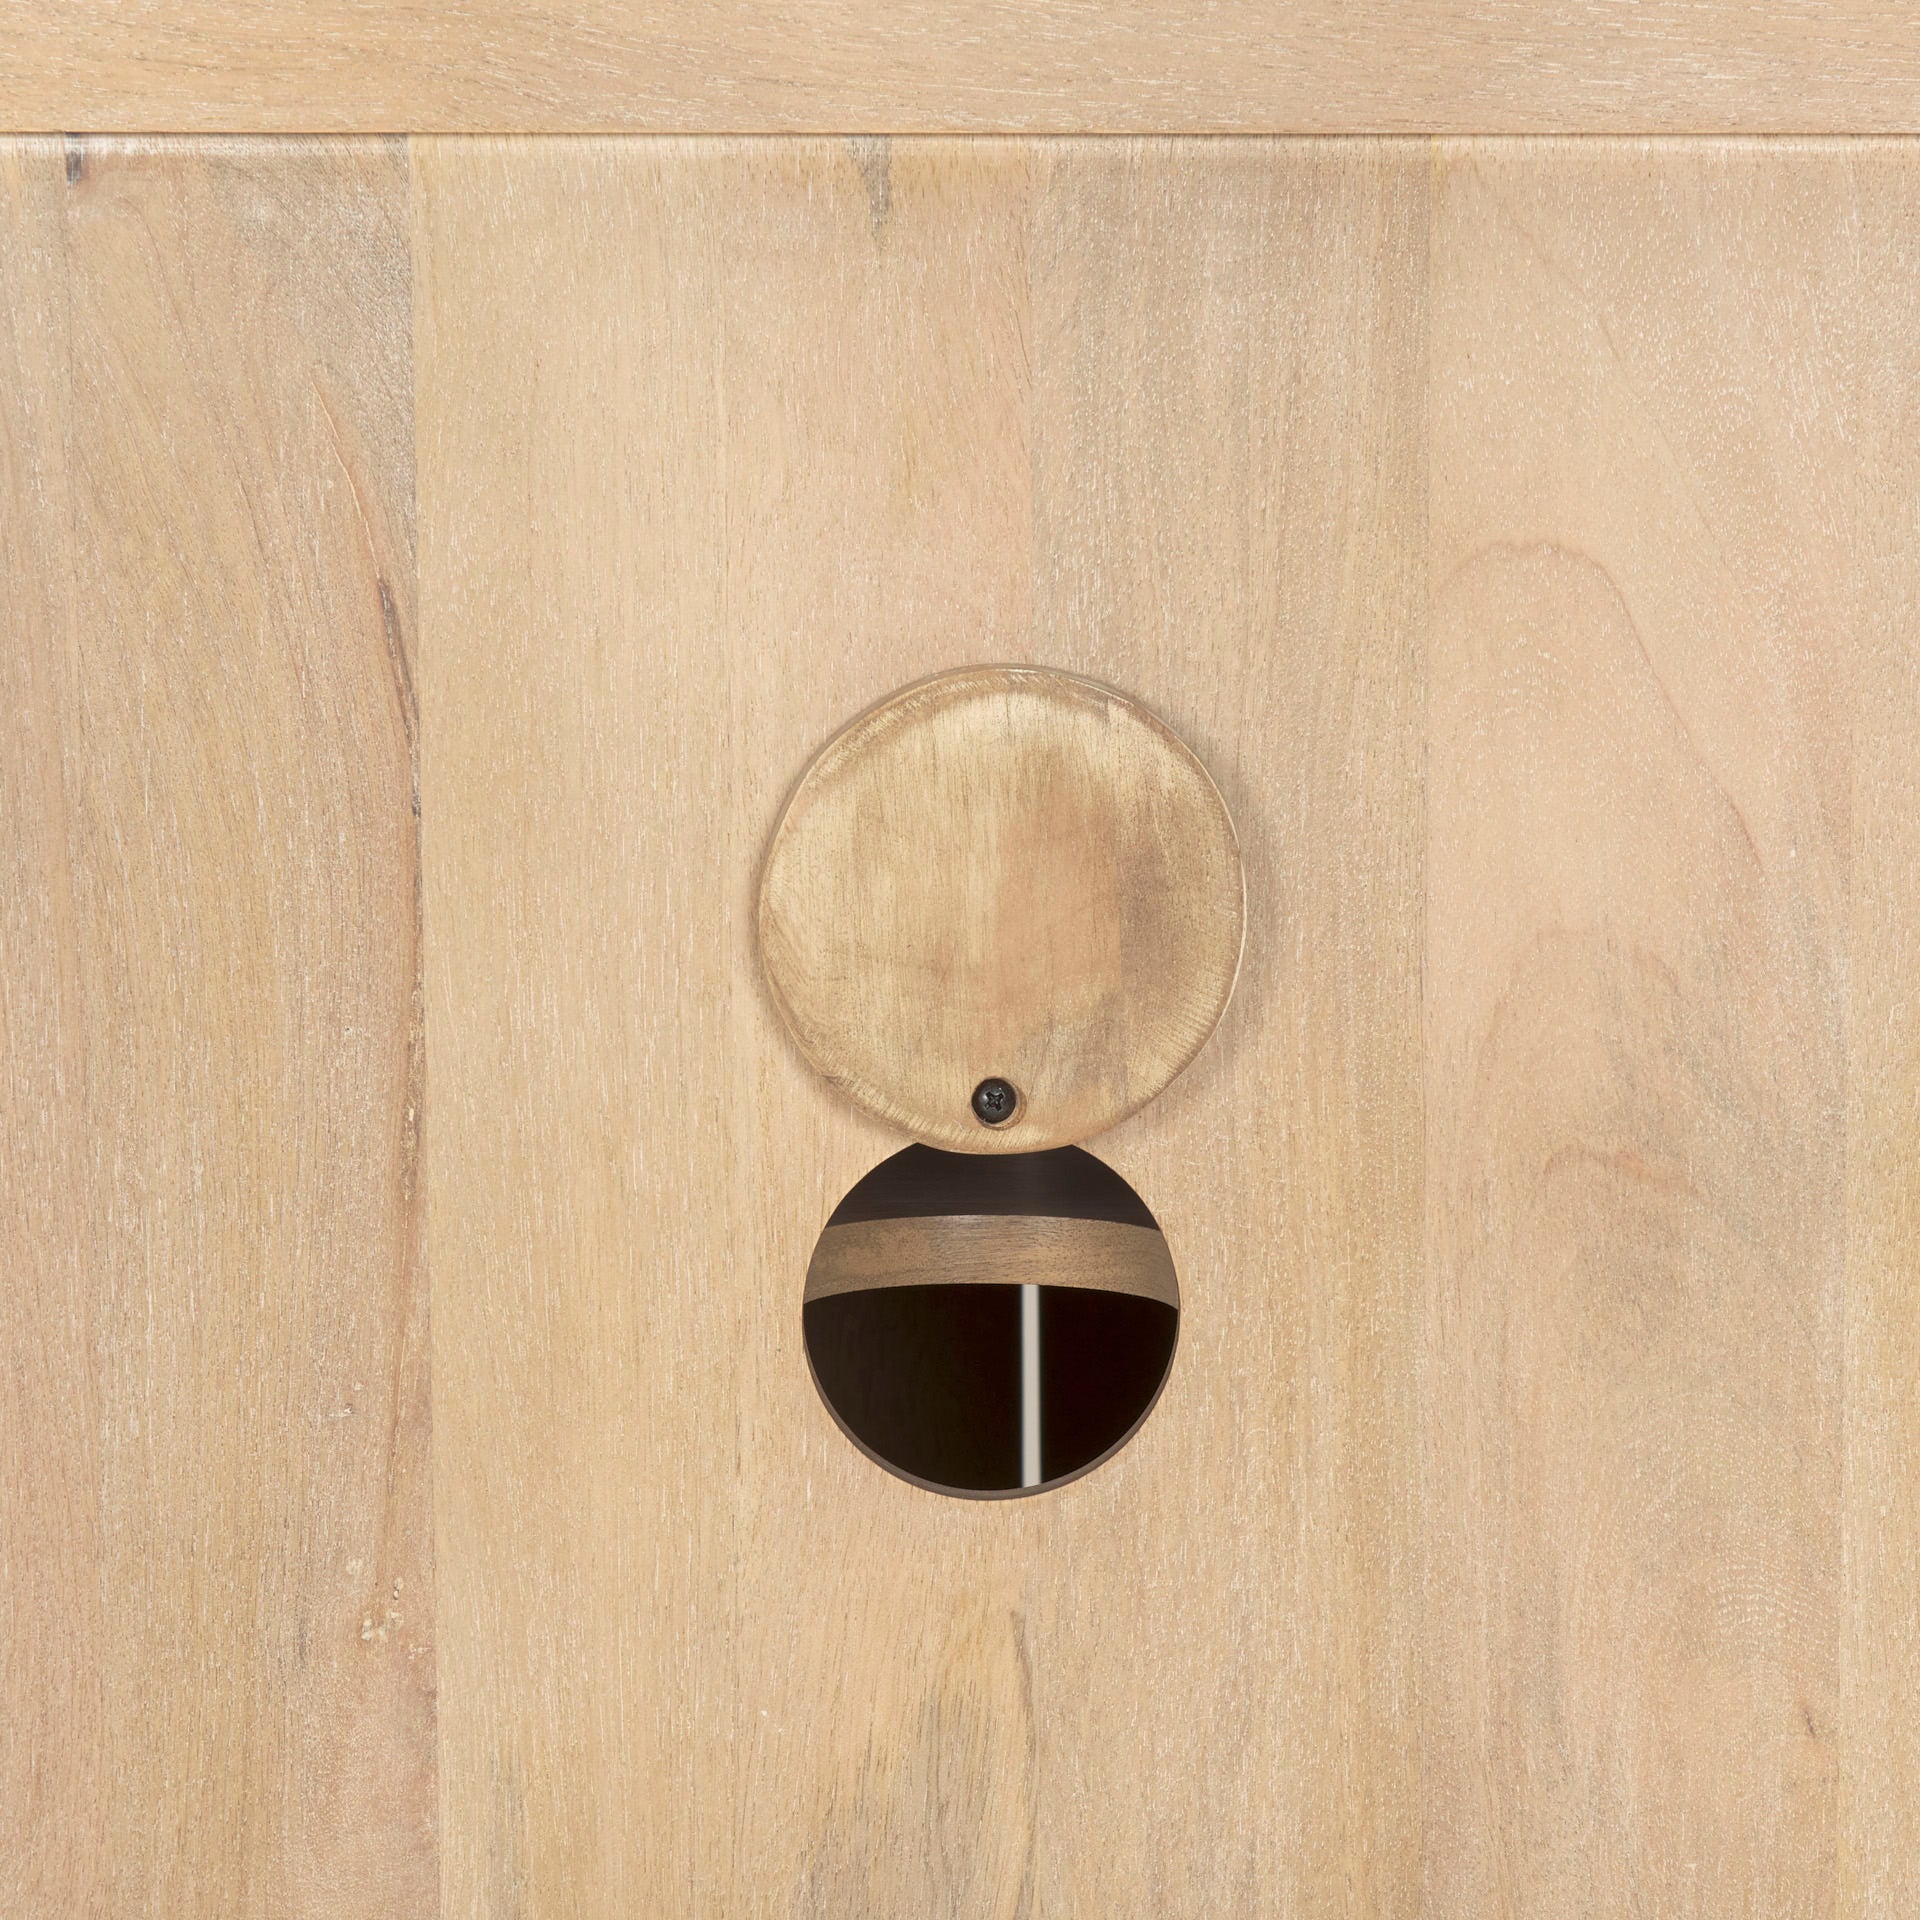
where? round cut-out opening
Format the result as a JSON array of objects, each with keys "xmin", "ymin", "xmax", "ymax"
[{"xmin": 802, "ymin": 1144, "xmax": 1179, "ymax": 1498}]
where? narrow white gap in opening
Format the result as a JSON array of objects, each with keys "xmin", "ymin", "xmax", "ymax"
[{"xmin": 1020, "ymin": 1283, "xmax": 1041, "ymax": 1489}]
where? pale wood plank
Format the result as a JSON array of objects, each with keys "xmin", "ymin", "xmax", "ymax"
[
  {"xmin": 5, "ymin": 5, "xmax": 1920, "ymax": 136},
  {"xmin": 418, "ymin": 134, "xmax": 1427, "ymax": 1915},
  {"xmin": 415, "ymin": 136, "xmax": 1037, "ymax": 1919},
  {"xmin": 1425, "ymin": 141, "xmax": 1854, "ymax": 1912},
  {"xmin": 1024, "ymin": 138, "xmax": 1429, "ymax": 1914},
  {"xmin": 0, "ymin": 134, "xmax": 102, "ymax": 1917},
  {"xmin": 1843, "ymin": 148, "xmax": 1920, "ymax": 1919},
  {"xmin": 0, "ymin": 136, "xmax": 433, "ymax": 1916}
]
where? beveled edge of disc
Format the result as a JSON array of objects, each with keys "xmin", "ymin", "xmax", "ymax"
[{"xmin": 756, "ymin": 664, "xmax": 1246, "ymax": 1151}]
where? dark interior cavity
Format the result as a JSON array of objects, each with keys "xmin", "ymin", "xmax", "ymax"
[
  {"xmin": 804, "ymin": 1285, "xmax": 1177, "ymax": 1495},
  {"xmin": 804, "ymin": 1144, "xmax": 1179, "ymax": 1498}
]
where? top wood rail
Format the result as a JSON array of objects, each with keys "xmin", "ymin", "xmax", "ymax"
[{"xmin": 4, "ymin": 1, "xmax": 1919, "ymax": 135}]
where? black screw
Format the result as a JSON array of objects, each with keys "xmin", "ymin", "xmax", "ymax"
[{"xmin": 971, "ymin": 1078, "xmax": 1019, "ymax": 1127}]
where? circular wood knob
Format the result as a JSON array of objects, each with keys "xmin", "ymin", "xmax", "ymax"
[{"xmin": 758, "ymin": 666, "xmax": 1244, "ymax": 1151}]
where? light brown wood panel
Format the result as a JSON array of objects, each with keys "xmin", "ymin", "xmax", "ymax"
[
  {"xmin": 11, "ymin": 131, "xmax": 1917, "ymax": 1917},
  {"xmin": 1845, "ymin": 150, "xmax": 1920, "ymax": 1915},
  {"xmin": 0, "ymin": 137, "xmax": 433, "ymax": 1916},
  {"xmin": 1425, "ymin": 142, "xmax": 1856, "ymax": 1912},
  {"xmin": 0, "ymin": 133, "xmax": 98, "ymax": 1917},
  {"xmin": 1023, "ymin": 139, "xmax": 1429, "ymax": 1914},
  {"xmin": 417, "ymin": 135, "xmax": 1426, "ymax": 1914},
  {"xmin": 415, "ymin": 136, "xmax": 1035, "ymax": 1919},
  {"xmin": 7, "ymin": 5, "xmax": 1920, "ymax": 136}
]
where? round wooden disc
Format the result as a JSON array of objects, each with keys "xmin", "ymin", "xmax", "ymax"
[{"xmin": 757, "ymin": 666, "xmax": 1244, "ymax": 1152}]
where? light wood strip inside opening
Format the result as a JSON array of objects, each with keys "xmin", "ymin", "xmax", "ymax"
[{"xmin": 805, "ymin": 1215, "xmax": 1179, "ymax": 1308}]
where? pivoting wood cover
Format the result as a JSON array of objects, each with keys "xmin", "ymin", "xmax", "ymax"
[{"xmin": 757, "ymin": 666, "xmax": 1245, "ymax": 1151}]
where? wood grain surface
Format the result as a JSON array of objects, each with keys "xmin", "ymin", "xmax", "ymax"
[
  {"xmin": 0, "ymin": 138, "xmax": 433, "ymax": 1915},
  {"xmin": 8, "ymin": 133, "xmax": 1919, "ymax": 1916},
  {"xmin": 416, "ymin": 133, "xmax": 1427, "ymax": 1917},
  {"xmin": 1426, "ymin": 139, "xmax": 1855, "ymax": 1915},
  {"xmin": 416, "ymin": 137, "xmax": 1041, "ymax": 1918},
  {"xmin": 758, "ymin": 664, "xmax": 1244, "ymax": 1153},
  {"xmin": 805, "ymin": 1216, "xmax": 1180, "ymax": 1305},
  {"xmin": 1846, "ymin": 149, "xmax": 1920, "ymax": 1917},
  {"xmin": 1024, "ymin": 137, "xmax": 1433, "ymax": 1915},
  {"xmin": 7, "ymin": 5, "xmax": 1920, "ymax": 135}
]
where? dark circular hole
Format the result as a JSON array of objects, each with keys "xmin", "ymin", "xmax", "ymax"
[{"xmin": 802, "ymin": 1144, "xmax": 1179, "ymax": 1498}]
